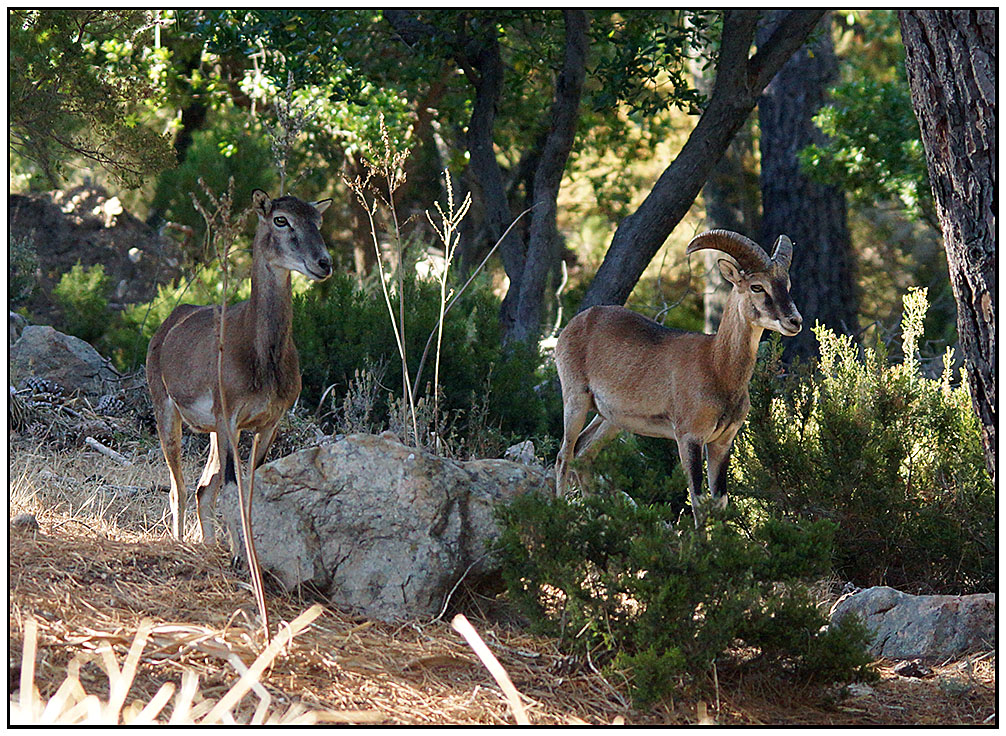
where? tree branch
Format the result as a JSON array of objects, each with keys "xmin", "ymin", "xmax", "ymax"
[
  {"xmin": 749, "ymin": 9, "xmax": 828, "ymax": 91},
  {"xmin": 578, "ymin": 9, "xmax": 826, "ymax": 311},
  {"xmin": 382, "ymin": 9, "xmax": 448, "ymax": 48},
  {"xmin": 711, "ymin": 10, "xmax": 760, "ymax": 99}
]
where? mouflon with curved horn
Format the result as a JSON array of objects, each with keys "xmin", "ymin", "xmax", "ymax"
[{"xmin": 554, "ymin": 229, "xmax": 802, "ymax": 526}]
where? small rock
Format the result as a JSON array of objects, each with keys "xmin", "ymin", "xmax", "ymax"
[
  {"xmin": 938, "ymin": 677, "xmax": 974, "ymax": 697},
  {"xmin": 11, "ymin": 326, "xmax": 120, "ymax": 398},
  {"xmin": 504, "ymin": 439, "xmax": 537, "ymax": 466},
  {"xmin": 845, "ymin": 682, "xmax": 875, "ymax": 698},
  {"xmin": 830, "ymin": 586, "xmax": 995, "ymax": 660},
  {"xmin": 94, "ymin": 195, "xmax": 123, "ymax": 227},
  {"xmin": 893, "ymin": 659, "xmax": 933, "ymax": 678}
]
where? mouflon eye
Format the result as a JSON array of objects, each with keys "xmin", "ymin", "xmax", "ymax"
[
  {"xmin": 273, "ymin": 216, "xmax": 289, "ymax": 227},
  {"xmin": 750, "ymin": 284, "xmax": 765, "ymax": 293}
]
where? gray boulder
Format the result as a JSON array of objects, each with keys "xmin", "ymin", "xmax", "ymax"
[
  {"xmin": 220, "ymin": 433, "xmax": 550, "ymax": 621},
  {"xmin": 10, "ymin": 325, "xmax": 120, "ymax": 397},
  {"xmin": 830, "ymin": 586, "xmax": 995, "ymax": 660}
]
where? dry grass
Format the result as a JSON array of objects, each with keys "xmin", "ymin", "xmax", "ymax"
[{"xmin": 8, "ymin": 438, "xmax": 997, "ymax": 725}]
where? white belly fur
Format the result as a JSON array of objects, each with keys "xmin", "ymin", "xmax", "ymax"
[{"xmin": 175, "ymin": 393, "xmax": 216, "ymax": 432}]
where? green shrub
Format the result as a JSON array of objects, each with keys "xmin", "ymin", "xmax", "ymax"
[
  {"xmin": 732, "ymin": 288, "xmax": 994, "ymax": 594},
  {"xmin": 9, "ymin": 233, "xmax": 38, "ymax": 308},
  {"xmin": 51, "ymin": 262, "xmax": 113, "ymax": 345},
  {"xmin": 588, "ymin": 433, "xmax": 687, "ymax": 508},
  {"xmin": 149, "ymin": 109, "xmax": 277, "ymax": 258},
  {"xmin": 293, "ymin": 270, "xmax": 558, "ymax": 443},
  {"xmin": 495, "ymin": 493, "xmax": 875, "ymax": 705}
]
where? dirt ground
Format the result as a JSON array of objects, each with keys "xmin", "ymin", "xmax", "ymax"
[{"xmin": 8, "ymin": 440, "xmax": 997, "ymax": 726}]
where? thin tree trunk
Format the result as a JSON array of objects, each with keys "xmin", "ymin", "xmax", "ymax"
[
  {"xmin": 507, "ymin": 10, "xmax": 589, "ymax": 345},
  {"xmin": 578, "ymin": 10, "xmax": 826, "ymax": 311},
  {"xmin": 899, "ymin": 10, "xmax": 996, "ymax": 483},
  {"xmin": 758, "ymin": 11, "xmax": 857, "ymax": 359},
  {"xmin": 460, "ymin": 31, "xmax": 518, "ymax": 284},
  {"xmin": 384, "ymin": 11, "xmax": 519, "ymax": 285}
]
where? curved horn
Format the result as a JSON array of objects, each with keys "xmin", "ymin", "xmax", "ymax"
[
  {"xmin": 685, "ymin": 229, "xmax": 772, "ymax": 274},
  {"xmin": 771, "ymin": 234, "xmax": 793, "ymax": 271}
]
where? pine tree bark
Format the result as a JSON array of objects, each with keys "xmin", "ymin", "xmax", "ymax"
[
  {"xmin": 899, "ymin": 10, "xmax": 996, "ymax": 483},
  {"xmin": 758, "ymin": 12, "xmax": 857, "ymax": 359}
]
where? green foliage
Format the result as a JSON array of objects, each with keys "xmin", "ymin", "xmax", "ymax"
[
  {"xmin": 732, "ymin": 289, "xmax": 994, "ymax": 594},
  {"xmin": 496, "ymin": 493, "xmax": 874, "ymax": 704},
  {"xmin": 8, "ymin": 10, "xmax": 174, "ymax": 188},
  {"xmin": 293, "ymin": 270, "xmax": 557, "ymax": 441},
  {"xmin": 192, "ymin": 10, "xmax": 371, "ymax": 96},
  {"xmin": 9, "ymin": 234, "xmax": 39, "ymax": 308},
  {"xmin": 188, "ymin": 10, "xmax": 423, "ymax": 157},
  {"xmin": 800, "ymin": 11, "xmax": 935, "ymax": 229},
  {"xmin": 589, "ymin": 434, "xmax": 687, "ymax": 508},
  {"xmin": 149, "ymin": 111, "xmax": 277, "ymax": 253},
  {"xmin": 799, "ymin": 75, "xmax": 934, "ymax": 226},
  {"xmin": 51, "ymin": 262, "xmax": 114, "ymax": 346},
  {"xmin": 588, "ymin": 10, "xmax": 718, "ymax": 116}
]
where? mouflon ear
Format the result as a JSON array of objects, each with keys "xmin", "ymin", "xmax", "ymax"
[
  {"xmin": 718, "ymin": 258, "xmax": 743, "ymax": 286},
  {"xmin": 312, "ymin": 198, "xmax": 332, "ymax": 216},
  {"xmin": 252, "ymin": 189, "xmax": 272, "ymax": 218}
]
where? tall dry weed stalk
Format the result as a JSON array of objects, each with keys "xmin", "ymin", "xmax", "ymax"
[
  {"xmin": 267, "ymin": 71, "xmax": 316, "ymax": 196},
  {"xmin": 411, "ymin": 190, "xmax": 532, "ymax": 441},
  {"xmin": 343, "ymin": 116, "xmax": 420, "ymax": 442},
  {"xmin": 422, "ymin": 174, "xmax": 471, "ymax": 441},
  {"xmin": 345, "ymin": 121, "xmax": 532, "ymax": 449},
  {"xmin": 190, "ymin": 179, "xmax": 270, "ymax": 641}
]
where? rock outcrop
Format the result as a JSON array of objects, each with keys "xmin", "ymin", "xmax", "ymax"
[
  {"xmin": 9, "ymin": 185, "xmax": 183, "ymax": 323},
  {"xmin": 10, "ymin": 325, "xmax": 122, "ymax": 398},
  {"xmin": 830, "ymin": 586, "xmax": 995, "ymax": 660},
  {"xmin": 9, "ymin": 311, "xmax": 29, "ymax": 346},
  {"xmin": 220, "ymin": 433, "xmax": 550, "ymax": 621}
]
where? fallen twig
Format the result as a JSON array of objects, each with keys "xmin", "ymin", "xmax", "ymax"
[
  {"xmin": 84, "ymin": 437, "xmax": 133, "ymax": 466},
  {"xmin": 451, "ymin": 614, "xmax": 530, "ymax": 725}
]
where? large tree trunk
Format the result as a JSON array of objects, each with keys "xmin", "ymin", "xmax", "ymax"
[
  {"xmin": 506, "ymin": 10, "xmax": 589, "ymax": 345},
  {"xmin": 899, "ymin": 10, "xmax": 996, "ymax": 484},
  {"xmin": 691, "ymin": 47, "xmax": 761, "ymax": 334},
  {"xmin": 758, "ymin": 12, "xmax": 857, "ymax": 359},
  {"xmin": 578, "ymin": 10, "xmax": 826, "ymax": 311}
]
